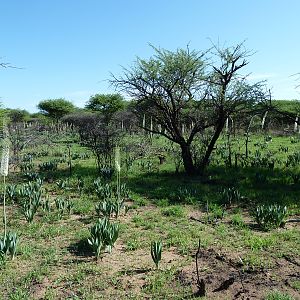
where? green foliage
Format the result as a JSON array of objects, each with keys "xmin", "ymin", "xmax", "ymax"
[
  {"xmin": 95, "ymin": 199, "xmax": 123, "ymax": 219},
  {"xmin": 39, "ymin": 161, "xmax": 58, "ymax": 172},
  {"xmin": 230, "ymin": 213, "xmax": 246, "ymax": 228},
  {"xmin": 99, "ymin": 166, "xmax": 114, "ymax": 180},
  {"xmin": 37, "ymin": 98, "xmax": 76, "ymax": 120},
  {"xmin": 6, "ymin": 184, "xmax": 17, "ymax": 202},
  {"xmin": 272, "ymin": 99, "xmax": 300, "ymax": 115},
  {"xmin": 19, "ymin": 180, "xmax": 44, "ymax": 222},
  {"xmin": 6, "ymin": 108, "xmax": 30, "ymax": 123},
  {"xmin": 151, "ymin": 241, "xmax": 162, "ymax": 269},
  {"xmin": 54, "ymin": 197, "xmax": 73, "ymax": 217},
  {"xmin": 169, "ymin": 186, "xmax": 197, "ymax": 204},
  {"xmin": 221, "ymin": 187, "xmax": 241, "ymax": 206},
  {"xmin": 205, "ymin": 203, "xmax": 226, "ymax": 223},
  {"xmin": 264, "ymin": 290, "xmax": 295, "ymax": 300},
  {"xmin": 94, "ymin": 179, "xmax": 113, "ymax": 200},
  {"xmin": 0, "ymin": 232, "xmax": 19, "ymax": 260},
  {"xmin": 88, "ymin": 218, "xmax": 119, "ymax": 259},
  {"xmin": 161, "ymin": 206, "xmax": 185, "ymax": 218},
  {"xmin": 253, "ymin": 204, "xmax": 288, "ymax": 230},
  {"xmin": 85, "ymin": 93, "xmax": 125, "ymax": 121},
  {"xmin": 286, "ymin": 151, "xmax": 300, "ymax": 167}
]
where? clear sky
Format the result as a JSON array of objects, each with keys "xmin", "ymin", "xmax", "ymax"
[{"xmin": 1, "ymin": 0, "xmax": 300, "ymax": 112}]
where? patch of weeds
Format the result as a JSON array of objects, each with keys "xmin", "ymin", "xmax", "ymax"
[
  {"xmin": 40, "ymin": 225, "xmax": 63, "ymax": 240},
  {"xmin": 169, "ymin": 186, "xmax": 198, "ymax": 204},
  {"xmin": 73, "ymin": 197, "xmax": 94, "ymax": 215},
  {"xmin": 166, "ymin": 229, "xmax": 190, "ymax": 255},
  {"xmin": 125, "ymin": 234, "xmax": 143, "ymax": 251},
  {"xmin": 144, "ymin": 267, "xmax": 184, "ymax": 298},
  {"xmin": 246, "ymin": 234, "xmax": 277, "ymax": 251},
  {"xmin": 132, "ymin": 215, "xmax": 155, "ymax": 230},
  {"xmin": 290, "ymin": 280, "xmax": 300, "ymax": 291},
  {"xmin": 242, "ymin": 252, "xmax": 273, "ymax": 271},
  {"xmin": 161, "ymin": 206, "xmax": 185, "ymax": 218},
  {"xmin": 9, "ymin": 288, "xmax": 29, "ymax": 300},
  {"xmin": 41, "ymin": 246, "xmax": 58, "ymax": 264},
  {"xmin": 264, "ymin": 290, "xmax": 295, "ymax": 300},
  {"xmin": 18, "ymin": 244, "xmax": 34, "ymax": 259},
  {"xmin": 204, "ymin": 202, "xmax": 226, "ymax": 224},
  {"xmin": 156, "ymin": 198, "xmax": 170, "ymax": 207},
  {"xmin": 132, "ymin": 197, "xmax": 148, "ymax": 208},
  {"xmin": 230, "ymin": 213, "xmax": 246, "ymax": 229},
  {"xmin": 214, "ymin": 223, "xmax": 230, "ymax": 238}
]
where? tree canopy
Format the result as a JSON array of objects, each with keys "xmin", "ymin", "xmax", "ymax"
[
  {"xmin": 112, "ymin": 43, "xmax": 268, "ymax": 174},
  {"xmin": 37, "ymin": 98, "xmax": 76, "ymax": 121},
  {"xmin": 85, "ymin": 94, "xmax": 125, "ymax": 122}
]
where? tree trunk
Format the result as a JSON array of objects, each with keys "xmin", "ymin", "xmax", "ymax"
[
  {"xmin": 180, "ymin": 143, "xmax": 195, "ymax": 175},
  {"xmin": 200, "ymin": 121, "xmax": 225, "ymax": 171}
]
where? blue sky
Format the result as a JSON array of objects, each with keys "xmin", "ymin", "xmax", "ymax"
[{"xmin": 1, "ymin": 0, "xmax": 300, "ymax": 112}]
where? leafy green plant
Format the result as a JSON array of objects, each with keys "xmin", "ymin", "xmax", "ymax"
[
  {"xmin": 22, "ymin": 200, "xmax": 39, "ymax": 223},
  {"xmin": 286, "ymin": 151, "xmax": 300, "ymax": 167},
  {"xmin": 99, "ymin": 167, "xmax": 114, "ymax": 181},
  {"xmin": 151, "ymin": 241, "xmax": 162, "ymax": 269},
  {"xmin": 6, "ymin": 184, "xmax": 17, "ymax": 202},
  {"xmin": 55, "ymin": 197, "xmax": 73, "ymax": 217},
  {"xmin": 20, "ymin": 161, "xmax": 34, "ymax": 172},
  {"xmin": 0, "ymin": 231, "xmax": 19, "ymax": 260},
  {"xmin": 56, "ymin": 179, "xmax": 69, "ymax": 190},
  {"xmin": 88, "ymin": 218, "xmax": 119, "ymax": 259},
  {"xmin": 221, "ymin": 187, "xmax": 241, "ymax": 206},
  {"xmin": 93, "ymin": 179, "xmax": 113, "ymax": 200},
  {"xmin": 41, "ymin": 196, "xmax": 51, "ymax": 213},
  {"xmin": 23, "ymin": 172, "xmax": 40, "ymax": 181},
  {"xmin": 95, "ymin": 199, "xmax": 124, "ymax": 219},
  {"xmin": 253, "ymin": 204, "xmax": 288, "ymax": 230},
  {"xmin": 39, "ymin": 161, "xmax": 58, "ymax": 172}
]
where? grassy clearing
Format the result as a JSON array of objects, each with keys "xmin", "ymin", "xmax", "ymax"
[{"xmin": 0, "ymin": 132, "xmax": 299, "ymax": 299}]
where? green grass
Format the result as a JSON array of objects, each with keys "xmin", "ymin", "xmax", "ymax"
[{"xmin": 0, "ymin": 131, "xmax": 299, "ymax": 299}]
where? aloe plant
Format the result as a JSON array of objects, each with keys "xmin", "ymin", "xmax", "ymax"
[
  {"xmin": 6, "ymin": 232, "xmax": 18, "ymax": 259},
  {"xmin": 55, "ymin": 197, "xmax": 73, "ymax": 217},
  {"xmin": 88, "ymin": 218, "xmax": 119, "ymax": 259},
  {"xmin": 95, "ymin": 199, "xmax": 124, "ymax": 219},
  {"xmin": 151, "ymin": 241, "xmax": 162, "ymax": 269},
  {"xmin": 22, "ymin": 200, "xmax": 38, "ymax": 223},
  {"xmin": 253, "ymin": 204, "xmax": 288, "ymax": 230},
  {"xmin": 0, "ymin": 231, "xmax": 18, "ymax": 260},
  {"xmin": 6, "ymin": 184, "xmax": 17, "ymax": 202}
]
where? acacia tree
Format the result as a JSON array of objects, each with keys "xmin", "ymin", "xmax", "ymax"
[
  {"xmin": 199, "ymin": 43, "xmax": 268, "ymax": 169},
  {"xmin": 112, "ymin": 47, "xmax": 209, "ymax": 174},
  {"xmin": 37, "ymin": 98, "xmax": 76, "ymax": 121},
  {"xmin": 112, "ymin": 44, "xmax": 267, "ymax": 175},
  {"xmin": 85, "ymin": 93, "xmax": 125, "ymax": 123}
]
